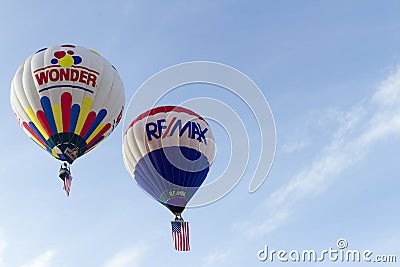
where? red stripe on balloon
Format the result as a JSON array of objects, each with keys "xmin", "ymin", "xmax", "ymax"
[
  {"xmin": 61, "ymin": 44, "xmax": 76, "ymax": 48},
  {"xmin": 22, "ymin": 122, "xmax": 46, "ymax": 147},
  {"xmin": 86, "ymin": 123, "xmax": 111, "ymax": 148},
  {"xmin": 126, "ymin": 106, "xmax": 207, "ymax": 134},
  {"xmin": 80, "ymin": 111, "xmax": 96, "ymax": 137},
  {"xmin": 61, "ymin": 92, "xmax": 72, "ymax": 132},
  {"xmin": 162, "ymin": 116, "xmax": 177, "ymax": 138},
  {"xmin": 36, "ymin": 110, "xmax": 52, "ymax": 137}
]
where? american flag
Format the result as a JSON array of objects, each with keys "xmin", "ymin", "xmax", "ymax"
[
  {"xmin": 63, "ymin": 174, "xmax": 73, "ymax": 197},
  {"xmin": 171, "ymin": 221, "xmax": 190, "ymax": 251}
]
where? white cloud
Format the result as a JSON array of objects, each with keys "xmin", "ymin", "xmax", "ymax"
[
  {"xmin": 197, "ymin": 250, "xmax": 231, "ymax": 267},
  {"xmin": 0, "ymin": 238, "xmax": 6, "ymax": 267},
  {"xmin": 243, "ymin": 66, "xmax": 400, "ymax": 237},
  {"xmin": 246, "ymin": 209, "xmax": 290, "ymax": 237},
  {"xmin": 0, "ymin": 240, "xmax": 5, "ymax": 253},
  {"xmin": 373, "ymin": 66, "xmax": 400, "ymax": 106},
  {"xmin": 327, "ymin": 105, "xmax": 365, "ymax": 140},
  {"xmin": 103, "ymin": 246, "xmax": 146, "ymax": 267},
  {"xmin": 281, "ymin": 139, "xmax": 309, "ymax": 154},
  {"xmin": 205, "ymin": 251, "xmax": 230, "ymax": 265},
  {"xmin": 20, "ymin": 250, "xmax": 56, "ymax": 267}
]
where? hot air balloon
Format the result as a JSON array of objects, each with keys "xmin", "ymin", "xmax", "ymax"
[
  {"xmin": 10, "ymin": 44, "xmax": 124, "ymax": 195},
  {"xmin": 122, "ymin": 106, "xmax": 215, "ymax": 251}
]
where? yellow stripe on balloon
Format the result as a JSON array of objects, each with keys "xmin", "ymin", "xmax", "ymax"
[
  {"xmin": 51, "ymin": 149, "xmax": 60, "ymax": 159},
  {"xmin": 25, "ymin": 107, "xmax": 49, "ymax": 140},
  {"xmin": 84, "ymin": 138, "xmax": 105, "ymax": 154},
  {"xmin": 30, "ymin": 136, "xmax": 46, "ymax": 150},
  {"xmin": 75, "ymin": 97, "xmax": 93, "ymax": 135},
  {"xmin": 52, "ymin": 103, "xmax": 63, "ymax": 133},
  {"xmin": 85, "ymin": 122, "xmax": 105, "ymax": 144},
  {"xmin": 89, "ymin": 50, "xmax": 101, "ymax": 56}
]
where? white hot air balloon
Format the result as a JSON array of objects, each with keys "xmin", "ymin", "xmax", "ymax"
[{"xmin": 10, "ymin": 44, "xmax": 124, "ymax": 195}]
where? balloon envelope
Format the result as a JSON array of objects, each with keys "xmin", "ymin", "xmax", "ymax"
[
  {"xmin": 10, "ymin": 44, "xmax": 124, "ymax": 163},
  {"xmin": 123, "ymin": 106, "xmax": 215, "ymax": 215}
]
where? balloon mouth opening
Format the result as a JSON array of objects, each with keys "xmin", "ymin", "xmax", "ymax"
[
  {"xmin": 166, "ymin": 202, "xmax": 187, "ymax": 215},
  {"xmin": 166, "ymin": 197, "xmax": 188, "ymax": 207},
  {"xmin": 47, "ymin": 133, "xmax": 87, "ymax": 163}
]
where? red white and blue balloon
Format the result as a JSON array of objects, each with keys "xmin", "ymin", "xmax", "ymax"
[{"xmin": 122, "ymin": 106, "xmax": 215, "ymax": 215}]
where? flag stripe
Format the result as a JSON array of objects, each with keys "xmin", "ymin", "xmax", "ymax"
[
  {"xmin": 63, "ymin": 173, "xmax": 72, "ymax": 196},
  {"xmin": 171, "ymin": 221, "xmax": 190, "ymax": 251}
]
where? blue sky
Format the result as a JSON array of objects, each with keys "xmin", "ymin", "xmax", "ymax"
[{"xmin": 1, "ymin": 1, "xmax": 400, "ymax": 266}]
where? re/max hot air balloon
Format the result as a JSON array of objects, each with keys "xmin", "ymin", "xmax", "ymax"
[
  {"xmin": 10, "ymin": 44, "xmax": 124, "ymax": 195},
  {"xmin": 122, "ymin": 106, "xmax": 215, "ymax": 251}
]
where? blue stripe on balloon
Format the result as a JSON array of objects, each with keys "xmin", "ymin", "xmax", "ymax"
[
  {"xmin": 70, "ymin": 104, "xmax": 80, "ymax": 132},
  {"xmin": 87, "ymin": 135, "xmax": 104, "ymax": 150},
  {"xmin": 38, "ymin": 85, "xmax": 94, "ymax": 94},
  {"xmin": 134, "ymin": 164, "xmax": 161, "ymax": 200},
  {"xmin": 28, "ymin": 122, "xmax": 48, "ymax": 146},
  {"xmin": 133, "ymin": 146, "xmax": 210, "ymax": 214},
  {"xmin": 35, "ymin": 47, "xmax": 47, "ymax": 54},
  {"xmin": 133, "ymin": 146, "xmax": 210, "ymax": 204},
  {"xmin": 83, "ymin": 109, "xmax": 107, "ymax": 140},
  {"xmin": 40, "ymin": 96, "xmax": 57, "ymax": 135}
]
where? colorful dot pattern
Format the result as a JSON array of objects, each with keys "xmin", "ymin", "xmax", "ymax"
[{"xmin": 51, "ymin": 50, "xmax": 83, "ymax": 67}]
